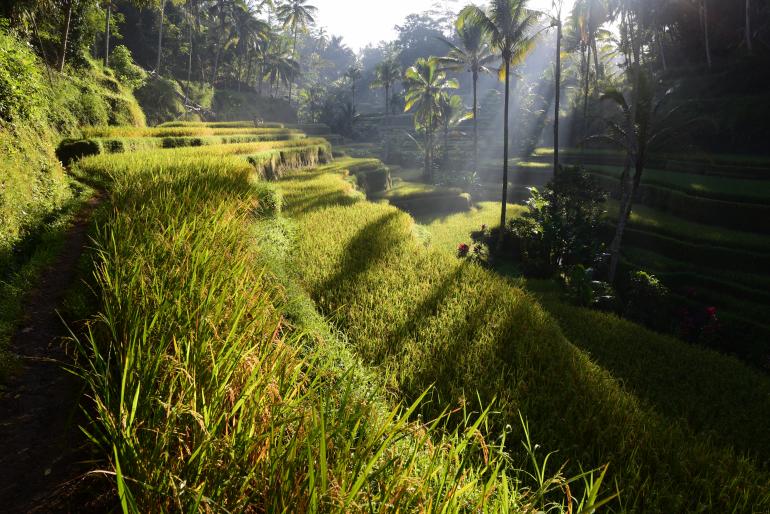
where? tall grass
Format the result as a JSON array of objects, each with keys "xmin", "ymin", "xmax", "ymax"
[
  {"xmin": 73, "ymin": 142, "xmax": 605, "ymax": 511},
  {"xmin": 278, "ymin": 166, "xmax": 770, "ymax": 513},
  {"xmin": 82, "ymin": 126, "xmax": 303, "ymax": 138}
]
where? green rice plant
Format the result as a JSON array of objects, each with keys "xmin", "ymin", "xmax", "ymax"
[
  {"xmin": 605, "ymin": 200, "xmax": 770, "ymax": 253},
  {"xmin": 82, "ymin": 126, "xmax": 304, "ymax": 139},
  {"xmin": 278, "ymin": 166, "xmax": 770, "ymax": 513},
  {"xmin": 415, "ymin": 201, "xmax": 526, "ymax": 254},
  {"xmin": 587, "ymin": 164, "xmax": 770, "ymax": 205},
  {"xmin": 73, "ymin": 138, "xmax": 600, "ymax": 512},
  {"xmin": 157, "ymin": 120, "xmax": 285, "ymax": 129}
]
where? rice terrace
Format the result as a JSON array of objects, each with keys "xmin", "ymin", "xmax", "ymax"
[{"xmin": 2, "ymin": 0, "xmax": 770, "ymax": 512}]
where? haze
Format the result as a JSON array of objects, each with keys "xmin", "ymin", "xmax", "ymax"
[{"xmin": 313, "ymin": 0, "xmax": 575, "ymax": 50}]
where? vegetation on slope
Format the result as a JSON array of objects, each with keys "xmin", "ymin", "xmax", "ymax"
[
  {"xmin": 278, "ymin": 165, "xmax": 770, "ymax": 513},
  {"xmin": 0, "ymin": 29, "xmax": 143, "ymax": 377},
  {"xmin": 72, "ymin": 140, "xmax": 599, "ymax": 511}
]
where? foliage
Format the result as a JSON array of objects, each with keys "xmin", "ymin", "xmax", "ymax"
[
  {"xmin": 110, "ymin": 45, "xmax": 147, "ymax": 90},
  {"xmin": 501, "ymin": 168, "xmax": 607, "ymax": 277},
  {"xmin": 55, "ymin": 138, "xmax": 102, "ymax": 165},
  {"xmin": 134, "ymin": 75, "xmax": 186, "ymax": 125},
  {"xmin": 280, "ymin": 161, "xmax": 770, "ymax": 513},
  {"xmin": 622, "ymin": 270, "xmax": 672, "ymax": 332},
  {"xmin": 0, "ymin": 30, "xmax": 44, "ymax": 123}
]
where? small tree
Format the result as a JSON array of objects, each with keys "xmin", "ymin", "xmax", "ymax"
[
  {"xmin": 404, "ymin": 58, "xmax": 458, "ymax": 182},
  {"xmin": 436, "ymin": 18, "xmax": 495, "ymax": 173},
  {"xmin": 592, "ymin": 72, "xmax": 710, "ymax": 282},
  {"xmin": 370, "ymin": 58, "xmax": 401, "ymax": 115}
]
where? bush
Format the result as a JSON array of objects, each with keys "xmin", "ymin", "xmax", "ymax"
[
  {"xmin": 355, "ymin": 166, "xmax": 391, "ymax": 194},
  {"xmin": 501, "ymin": 167, "xmax": 607, "ymax": 276},
  {"xmin": 110, "ymin": 45, "xmax": 146, "ymax": 90},
  {"xmin": 623, "ymin": 271, "xmax": 672, "ymax": 331},
  {"xmin": 56, "ymin": 138, "xmax": 102, "ymax": 165},
  {"xmin": 0, "ymin": 30, "xmax": 44, "ymax": 123},
  {"xmin": 135, "ymin": 75, "xmax": 185, "ymax": 126}
]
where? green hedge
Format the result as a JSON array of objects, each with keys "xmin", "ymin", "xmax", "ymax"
[
  {"xmin": 55, "ymin": 138, "xmax": 103, "ymax": 166},
  {"xmin": 388, "ymin": 192, "xmax": 472, "ymax": 216}
]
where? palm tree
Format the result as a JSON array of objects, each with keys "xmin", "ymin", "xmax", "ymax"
[
  {"xmin": 103, "ymin": 0, "xmax": 111, "ymax": 66},
  {"xmin": 371, "ymin": 58, "xmax": 401, "ymax": 115},
  {"xmin": 404, "ymin": 58, "xmax": 459, "ymax": 182},
  {"xmin": 551, "ymin": 0, "xmax": 563, "ymax": 174},
  {"xmin": 276, "ymin": 0, "xmax": 317, "ymax": 103},
  {"xmin": 460, "ymin": 0, "xmax": 539, "ymax": 233},
  {"xmin": 436, "ymin": 18, "xmax": 495, "ymax": 173},
  {"xmin": 438, "ymin": 94, "xmax": 472, "ymax": 166},
  {"xmin": 592, "ymin": 75, "xmax": 710, "ymax": 282},
  {"xmin": 745, "ymin": 0, "xmax": 753, "ymax": 54},
  {"xmin": 264, "ymin": 42, "xmax": 299, "ymax": 98},
  {"xmin": 344, "ymin": 64, "xmax": 361, "ymax": 107}
]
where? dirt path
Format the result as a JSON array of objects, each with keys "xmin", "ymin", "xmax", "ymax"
[{"xmin": 0, "ymin": 196, "xmax": 107, "ymax": 513}]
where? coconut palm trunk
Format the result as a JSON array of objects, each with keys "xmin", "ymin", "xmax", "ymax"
[
  {"xmin": 746, "ymin": 0, "xmax": 753, "ymax": 54},
  {"xmin": 59, "ymin": 0, "xmax": 75, "ymax": 72},
  {"xmin": 288, "ymin": 27, "xmax": 298, "ymax": 103},
  {"xmin": 500, "ymin": 56, "xmax": 511, "ymax": 230},
  {"xmin": 156, "ymin": 0, "xmax": 166, "ymax": 72},
  {"xmin": 104, "ymin": 1, "xmax": 111, "ymax": 66},
  {"xmin": 472, "ymin": 70, "xmax": 479, "ymax": 171},
  {"xmin": 553, "ymin": 17, "xmax": 561, "ymax": 174},
  {"xmin": 701, "ymin": 0, "xmax": 712, "ymax": 69}
]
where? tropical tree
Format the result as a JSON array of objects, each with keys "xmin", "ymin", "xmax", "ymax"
[
  {"xmin": 459, "ymin": 0, "xmax": 539, "ymax": 233},
  {"xmin": 592, "ymin": 74, "xmax": 709, "ymax": 282},
  {"xmin": 276, "ymin": 0, "xmax": 317, "ymax": 103},
  {"xmin": 438, "ymin": 94, "xmax": 472, "ymax": 166},
  {"xmin": 745, "ymin": 0, "xmax": 753, "ymax": 54},
  {"xmin": 551, "ymin": 0, "xmax": 563, "ymax": 174},
  {"xmin": 371, "ymin": 58, "xmax": 401, "ymax": 115},
  {"xmin": 344, "ymin": 64, "xmax": 361, "ymax": 106},
  {"xmin": 436, "ymin": 17, "xmax": 495, "ymax": 173},
  {"xmin": 264, "ymin": 42, "xmax": 300, "ymax": 98},
  {"xmin": 404, "ymin": 58, "xmax": 459, "ymax": 182}
]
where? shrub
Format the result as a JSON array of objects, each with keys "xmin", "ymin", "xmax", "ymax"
[
  {"xmin": 355, "ymin": 166, "xmax": 391, "ymax": 194},
  {"xmin": 501, "ymin": 167, "xmax": 607, "ymax": 276},
  {"xmin": 56, "ymin": 138, "xmax": 102, "ymax": 165},
  {"xmin": 110, "ymin": 45, "xmax": 147, "ymax": 90},
  {"xmin": 623, "ymin": 271, "xmax": 672, "ymax": 331},
  {"xmin": 561, "ymin": 265, "xmax": 618, "ymax": 310},
  {"xmin": 0, "ymin": 30, "xmax": 44, "ymax": 123},
  {"xmin": 135, "ymin": 75, "xmax": 185, "ymax": 126}
]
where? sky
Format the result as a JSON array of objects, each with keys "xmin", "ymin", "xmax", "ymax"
[{"xmin": 312, "ymin": 0, "xmax": 574, "ymax": 51}]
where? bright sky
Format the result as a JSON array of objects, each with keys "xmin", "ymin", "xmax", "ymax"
[{"xmin": 312, "ymin": 0, "xmax": 574, "ymax": 51}]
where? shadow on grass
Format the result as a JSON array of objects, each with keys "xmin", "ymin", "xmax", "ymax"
[
  {"xmin": 284, "ymin": 190, "xmax": 360, "ymax": 217},
  {"xmin": 377, "ymin": 262, "xmax": 470, "ymax": 363},
  {"xmin": 317, "ymin": 211, "xmax": 402, "ymax": 303}
]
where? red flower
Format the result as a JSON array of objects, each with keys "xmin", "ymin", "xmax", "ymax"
[{"xmin": 706, "ymin": 306, "xmax": 717, "ymax": 318}]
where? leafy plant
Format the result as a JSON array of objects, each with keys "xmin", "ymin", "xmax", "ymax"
[
  {"xmin": 500, "ymin": 167, "xmax": 607, "ymax": 277},
  {"xmin": 110, "ymin": 45, "xmax": 147, "ymax": 90}
]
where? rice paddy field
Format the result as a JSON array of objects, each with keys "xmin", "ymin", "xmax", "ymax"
[
  {"xmin": 57, "ymin": 122, "xmax": 770, "ymax": 512},
  {"xmin": 66, "ymin": 123, "xmax": 612, "ymax": 512}
]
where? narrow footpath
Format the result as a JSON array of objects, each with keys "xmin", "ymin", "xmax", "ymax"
[{"xmin": 0, "ymin": 196, "xmax": 107, "ymax": 513}]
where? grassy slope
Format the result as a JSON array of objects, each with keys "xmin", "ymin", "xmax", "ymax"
[
  {"xmin": 416, "ymin": 206, "xmax": 770, "ymax": 459},
  {"xmin": 607, "ymin": 200, "xmax": 770, "ymax": 253},
  {"xmin": 279, "ymin": 166, "xmax": 770, "ymax": 513},
  {"xmin": 0, "ymin": 31, "xmax": 144, "ymax": 377},
  {"xmin": 73, "ymin": 141, "xmax": 584, "ymax": 512}
]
